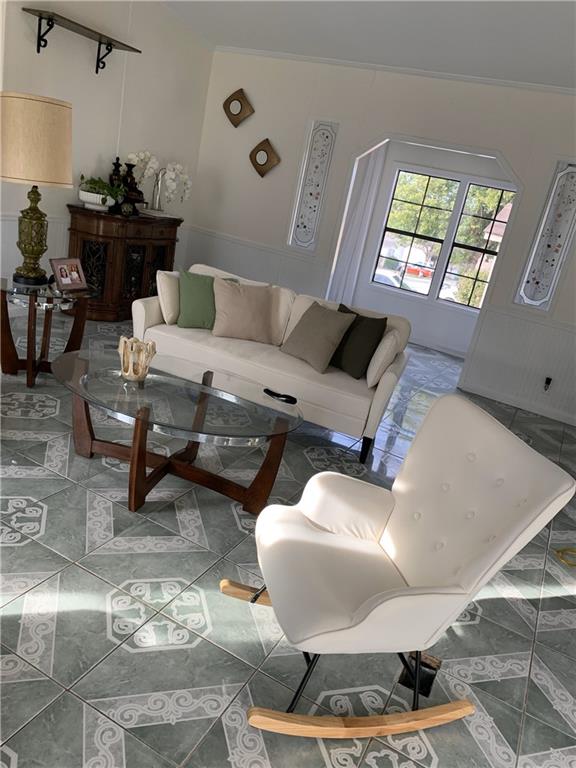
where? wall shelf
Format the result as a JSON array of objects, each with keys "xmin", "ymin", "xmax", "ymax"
[{"xmin": 23, "ymin": 7, "xmax": 141, "ymax": 74}]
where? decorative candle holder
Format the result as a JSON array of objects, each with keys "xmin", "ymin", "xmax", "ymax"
[{"xmin": 118, "ymin": 336, "xmax": 156, "ymax": 382}]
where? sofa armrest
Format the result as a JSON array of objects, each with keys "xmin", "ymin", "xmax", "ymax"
[
  {"xmin": 132, "ymin": 296, "xmax": 164, "ymax": 340},
  {"xmin": 363, "ymin": 351, "xmax": 408, "ymax": 438}
]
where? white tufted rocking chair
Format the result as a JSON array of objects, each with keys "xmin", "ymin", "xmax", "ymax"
[{"xmin": 221, "ymin": 394, "xmax": 575, "ymax": 738}]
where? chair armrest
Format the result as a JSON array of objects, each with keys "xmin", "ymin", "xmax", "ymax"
[
  {"xmin": 363, "ymin": 351, "xmax": 408, "ymax": 438},
  {"xmin": 132, "ymin": 296, "xmax": 164, "ymax": 339}
]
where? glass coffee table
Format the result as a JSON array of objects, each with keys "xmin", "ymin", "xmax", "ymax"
[{"xmin": 52, "ymin": 349, "xmax": 302, "ymax": 513}]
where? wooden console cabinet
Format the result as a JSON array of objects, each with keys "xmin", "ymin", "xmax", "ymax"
[{"xmin": 67, "ymin": 205, "xmax": 183, "ymax": 322}]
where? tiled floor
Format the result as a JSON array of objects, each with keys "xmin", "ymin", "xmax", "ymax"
[{"xmin": 1, "ymin": 311, "xmax": 575, "ymax": 768}]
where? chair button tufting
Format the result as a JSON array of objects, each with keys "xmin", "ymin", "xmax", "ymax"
[
  {"xmin": 441, "ymin": 482, "xmax": 450, "ymax": 492},
  {"xmin": 413, "ymin": 512, "xmax": 422, "ymax": 521},
  {"xmin": 466, "ymin": 452, "xmax": 477, "ymax": 462},
  {"xmin": 434, "ymin": 540, "xmax": 446, "ymax": 551},
  {"xmin": 486, "ymin": 535, "xmax": 497, "ymax": 543},
  {"xmin": 495, "ymin": 478, "xmax": 505, "ymax": 487},
  {"xmin": 466, "ymin": 509, "xmax": 476, "ymax": 520}
]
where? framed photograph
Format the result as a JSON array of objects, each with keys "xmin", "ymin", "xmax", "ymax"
[{"xmin": 50, "ymin": 258, "xmax": 87, "ymax": 291}]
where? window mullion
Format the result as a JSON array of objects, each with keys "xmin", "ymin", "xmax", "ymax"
[{"xmin": 429, "ymin": 179, "xmax": 469, "ymax": 299}]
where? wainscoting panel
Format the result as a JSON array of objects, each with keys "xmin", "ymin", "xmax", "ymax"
[
  {"xmin": 460, "ymin": 307, "xmax": 576, "ymax": 425},
  {"xmin": 185, "ymin": 226, "xmax": 330, "ymax": 296}
]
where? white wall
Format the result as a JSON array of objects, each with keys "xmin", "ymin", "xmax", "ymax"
[
  {"xmin": 189, "ymin": 50, "xmax": 575, "ymax": 421},
  {"xmin": 0, "ymin": 0, "xmax": 213, "ymax": 277}
]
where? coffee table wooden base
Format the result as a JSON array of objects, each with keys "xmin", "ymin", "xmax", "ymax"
[{"xmin": 72, "ymin": 393, "xmax": 288, "ymax": 513}]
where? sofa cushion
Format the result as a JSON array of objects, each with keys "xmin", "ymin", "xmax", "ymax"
[
  {"xmin": 281, "ymin": 302, "xmax": 356, "ymax": 373},
  {"xmin": 331, "ymin": 305, "xmax": 388, "ymax": 380},
  {"xmin": 156, "ymin": 271, "xmax": 180, "ymax": 325},
  {"xmin": 189, "ymin": 264, "xmax": 295, "ymax": 344},
  {"xmin": 366, "ymin": 329, "xmax": 401, "ymax": 388},
  {"xmin": 145, "ymin": 324, "xmax": 374, "ymax": 430},
  {"xmin": 213, "ymin": 279, "xmax": 275, "ymax": 344}
]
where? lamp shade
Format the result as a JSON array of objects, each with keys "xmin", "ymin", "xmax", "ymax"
[{"xmin": 0, "ymin": 91, "xmax": 72, "ymax": 188}]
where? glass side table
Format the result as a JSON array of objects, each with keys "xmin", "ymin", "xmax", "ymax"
[{"xmin": 0, "ymin": 279, "xmax": 95, "ymax": 387}]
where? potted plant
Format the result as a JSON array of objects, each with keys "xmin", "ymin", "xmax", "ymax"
[{"xmin": 79, "ymin": 175, "xmax": 125, "ymax": 211}]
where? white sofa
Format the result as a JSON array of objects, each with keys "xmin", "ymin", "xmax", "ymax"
[{"xmin": 132, "ymin": 264, "xmax": 410, "ymax": 461}]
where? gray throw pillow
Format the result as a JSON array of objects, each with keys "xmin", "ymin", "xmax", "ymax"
[{"xmin": 281, "ymin": 302, "xmax": 355, "ymax": 373}]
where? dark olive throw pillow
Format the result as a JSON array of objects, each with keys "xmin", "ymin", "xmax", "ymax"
[{"xmin": 330, "ymin": 304, "xmax": 388, "ymax": 379}]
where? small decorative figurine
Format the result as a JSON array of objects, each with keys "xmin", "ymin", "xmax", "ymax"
[{"xmin": 118, "ymin": 336, "xmax": 156, "ymax": 381}]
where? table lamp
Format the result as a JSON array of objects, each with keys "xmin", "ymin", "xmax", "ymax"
[{"xmin": 0, "ymin": 91, "xmax": 73, "ymax": 285}]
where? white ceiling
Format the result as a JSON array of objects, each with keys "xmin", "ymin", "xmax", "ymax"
[{"xmin": 168, "ymin": 1, "xmax": 576, "ymax": 90}]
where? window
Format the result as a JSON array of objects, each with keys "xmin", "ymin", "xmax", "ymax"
[
  {"xmin": 439, "ymin": 185, "xmax": 515, "ymax": 308},
  {"xmin": 373, "ymin": 170, "xmax": 515, "ymax": 309}
]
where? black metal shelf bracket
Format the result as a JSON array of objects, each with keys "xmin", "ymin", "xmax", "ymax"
[
  {"xmin": 36, "ymin": 14, "xmax": 55, "ymax": 53},
  {"xmin": 23, "ymin": 8, "xmax": 141, "ymax": 76},
  {"xmin": 96, "ymin": 41, "xmax": 114, "ymax": 74}
]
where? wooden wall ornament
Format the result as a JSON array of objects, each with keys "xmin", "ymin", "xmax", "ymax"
[
  {"xmin": 223, "ymin": 89, "xmax": 254, "ymax": 127},
  {"xmin": 250, "ymin": 139, "xmax": 280, "ymax": 178}
]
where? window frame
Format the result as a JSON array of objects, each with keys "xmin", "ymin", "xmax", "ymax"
[{"xmin": 371, "ymin": 162, "xmax": 517, "ymax": 312}]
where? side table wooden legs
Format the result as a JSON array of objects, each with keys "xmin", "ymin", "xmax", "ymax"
[
  {"xmin": 0, "ymin": 289, "xmax": 88, "ymax": 387},
  {"xmin": 0, "ymin": 288, "xmax": 20, "ymax": 375}
]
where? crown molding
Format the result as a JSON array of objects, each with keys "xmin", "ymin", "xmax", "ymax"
[{"xmin": 214, "ymin": 46, "xmax": 575, "ymax": 96}]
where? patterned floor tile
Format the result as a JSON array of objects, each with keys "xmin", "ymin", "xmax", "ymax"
[
  {"xmin": 536, "ymin": 592, "xmax": 576, "ymax": 660},
  {"xmin": 224, "ymin": 534, "xmax": 261, "ymax": 576},
  {"xmin": 72, "ymin": 615, "xmax": 254, "ymax": 765},
  {"xmin": 358, "ymin": 740, "xmax": 422, "ymax": 767},
  {"xmin": 146, "ymin": 486, "xmax": 252, "ymax": 555},
  {"xmin": 510, "ymin": 410, "xmax": 565, "ymax": 462},
  {"xmin": 185, "ymin": 670, "xmax": 367, "ymax": 768},
  {"xmin": 0, "ymin": 483, "xmax": 142, "ymax": 562},
  {"xmin": 79, "ymin": 466, "xmax": 191, "ymax": 513},
  {"xmin": 163, "ymin": 559, "xmax": 282, "ymax": 667},
  {"xmin": 460, "ymin": 391, "xmax": 517, "ymax": 427},
  {"xmin": 466, "ymin": 569, "xmax": 541, "ymax": 641},
  {"xmin": 377, "ymin": 672, "xmax": 522, "ymax": 768},
  {"xmin": 0, "ymin": 564, "xmax": 154, "ymax": 687},
  {"xmin": 517, "ymin": 712, "xmax": 576, "ymax": 768},
  {"xmin": 1, "ymin": 692, "xmax": 175, "ymax": 767},
  {"xmin": 79, "ymin": 517, "xmax": 219, "ymax": 611},
  {"xmin": 0, "ymin": 524, "xmax": 70, "ymax": 607},
  {"xmin": 19, "ymin": 430, "xmax": 104, "ymax": 483},
  {"xmin": 0, "ymin": 415, "xmax": 71, "ymax": 454},
  {"xmin": 0, "ymin": 453, "xmax": 72, "ymax": 500},
  {"xmin": 0, "ymin": 644, "xmax": 64, "ymax": 744},
  {"xmin": 525, "ymin": 642, "xmax": 576, "ymax": 739},
  {"xmin": 261, "ymin": 638, "xmax": 401, "ymax": 713},
  {"xmin": 373, "ymin": 422, "xmax": 412, "ymax": 459},
  {"xmin": 427, "ymin": 614, "xmax": 533, "ymax": 711}
]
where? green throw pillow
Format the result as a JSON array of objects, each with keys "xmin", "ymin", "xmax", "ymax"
[
  {"xmin": 177, "ymin": 272, "xmax": 237, "ymax": 329},
  {"xmin": 330, "ymin": 304, "xmax": 388, "ymax": 379}
]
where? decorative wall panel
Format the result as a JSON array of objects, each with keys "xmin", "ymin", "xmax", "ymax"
[
  {"xmin": 288, "ymin": 120, "xmax": 338, "ymax": 252},
  {"xmin": 515, "ymin": 163, "xmax": 576, "ymax": 311}
]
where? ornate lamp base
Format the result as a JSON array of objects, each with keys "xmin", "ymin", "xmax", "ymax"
[{"xmin": 13, "ymin": 186, "xmax": 49, "ymax": 286}]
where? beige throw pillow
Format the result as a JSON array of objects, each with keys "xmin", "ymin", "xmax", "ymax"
[
  {"xmin": 157, "ymin": 271, "xmax": 180, "ymax": 325},
  {"xmin": 281, "ymin": 302, "xmax": 355, "ymax": 373},
  {"xmin": 212, "ymin": 278, "xmax": 275, "ymax": 344}
]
